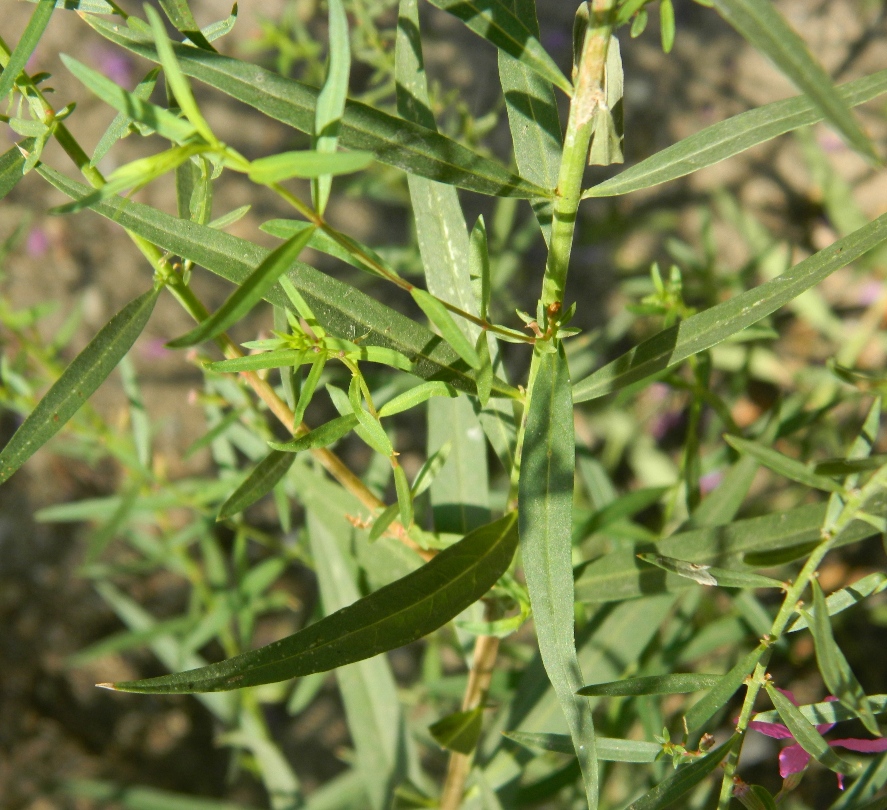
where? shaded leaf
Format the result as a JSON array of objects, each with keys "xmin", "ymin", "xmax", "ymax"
[
  {"xmin": 725, "ymin": 435, "xmax": 844, "ymax": 493},
  {"xmin": 100, "ymin": 512, "xmax": 518, "ymax": 692},
  {"xmin": 268, "ymin": 414, "xmax": 358, "ymax": 453},
  {"xmin": 0, "ymin": 288, "xmax": 160, "ymax": 484},
  {"xmin": 411, "ymin": 288, "xmax": 481, "ymax": 369},
  {"xmin": 504, "ymin": 732, "xmax": 662, "ymax": 763},
  {"xmin": 429, "ymin": 707, "xmax": 484, "ymax": 755},
  {"xmin": 638, "ymin": 554, "xmax": 785, "ymax": 590},
  {"xmin": 0, "ymin": 142, "xmax": 29, "ymax": 200},
  {"xmin": 217, "ymin": 450, "xmax": 297, "ymax": 520},
  {"xmin": 248, "ymin": 150, "xmax": 373, "ymax": 183},
  {"xmin": 577, "ymin": 673, "xmax": 723, "ymax": 697}
]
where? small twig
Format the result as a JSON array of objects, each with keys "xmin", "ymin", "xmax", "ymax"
[{"xmin": 439, "ymin": 604, "xmax": 500, "ymax": 810}]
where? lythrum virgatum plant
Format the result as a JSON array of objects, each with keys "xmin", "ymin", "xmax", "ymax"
[{"xmin": 1, "ymin": 1, "xmax": 887, "ymax": 808}]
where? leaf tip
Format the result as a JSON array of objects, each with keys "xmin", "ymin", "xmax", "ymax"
[{"xmin": 95, "ymin": 682, "xmax": 118, "ymax": 690}]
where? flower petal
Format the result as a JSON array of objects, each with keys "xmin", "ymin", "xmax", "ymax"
[
  {"xmin": 779, "ymin": 743, "xmax": 811, "ymax": 778},
  {"xmin": 749, "ymin": 720, "xmax": 795, "ymax": 740},
  {"xmin": 830, "ymin": 737, "xmax": 887, "ymax": 753}
]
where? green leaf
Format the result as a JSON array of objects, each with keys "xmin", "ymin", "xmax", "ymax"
[
  {"xmin": 519, "ymin": 345, "xmax": 598, "ymax": 808},
  {"xmin": 58, "ymin": 777, "xmax": 262, "ymax": 810},
  {"xmin": 0, "ymin": 287, "xmax": 160, "ymax": 484},
  {"xmin": 92, "ymin": 67, "xmax": 161, "ymax": 167},
  {"xmin": 637, "ymin": 554, "xmax": 785, "ymax": 590},
  {"xmin": 425, "ymin": 0, "xmax": 572, "ymax": 96},
  {"xmin": 348, "ymin": 375, "xmax": 394, "ymax": 457},
  {"xmin": 685, "ymin": 644, "xmax": 766, "ymax": 731},
  {"xmin": 575, "ymin": 500, "xmax": 882, "ymax": 604},
  {"xmin": 712, "ymin": 0, "xmax": 876, "ymax": 160},
  {"xmin": 268, "ymin": 414, "xmax": 358, "ymax": 453},
  {"xmin": 313, "ymin": 0, "xmax": 350, "ymax": 213},
  {"xmin": 504, "ymin": 732, "xmax": 662, "ymax": 763},
  {"xmin": 0, "ymin": 0, "xmax": 54, "ymax": 101},
  {"xmin": 573, "ymin": 212, "xmax": 887, "ymax": 402},
  {"xmin": 60, "ymin": 54, "xmax": 197, "ymax": 144},
  {"xmin": 145, "ymin": 5, "xmax": 215, "ymax": 144},
  {"xmin": 429, "ymin": 707, "xmax": 484, "ymax": 755},
  {"xmin": 306, "ymin": 506, "xmax": 418, "ymax": 809},
  {"xmin": 584, "ymin": 70, "xmax": 887, "ymax": 198},
  {"xmin": 158, "ymin": 0, "xmax": 217, "ymax": 52},
  {"xmin": 167, "ymin": 228, "xmax": 315, "ymax": 348},
  {"xmin": 248, "ymin": 150, "xmax": 373, "ymax": 184},
  {"xmin": 807, "ymin": 580, "xmax": 880, "ymax": 735},
  {"xmin": 100, "ymin": 512, "xmax": 518, "ymax": 692},
  {"xmin": 39, "ymin": 166, "xmax": 516, "ymax": 399},
  {"xmin": 752, "ymin": 695, "xmax": 887, "ymax": 726},
  {"xmin": 83, "ymin": 14, "xmax": 552, "ymax": 199},
  {"xmin": 724, "ymin": 435, "xmax": 844, "ymax": 493},
  {"xmin": 411, "ymin": 289, "xmax": 481, "ymax": 370},
  {"xmin": 378, "ymin": 382, "xmax": 457, "ymax": 418},
  {"xmin": 206, "ymin": 350, "xmax": 308, "ymax": 373},
  {"xmin": 293, "ymin": 356, "xmax": 325, "ymax": 427},
  {"xmin": 765, "ymin": 682, "xmax": 859, "ymax": 778},
  {"xmin": 217, "ymin": 450, "xmax": 296, "ymax": 520},
  {"xmin": 0, "ymin": 142, "xmax": 29, "ymax": 201},
  {"xmin": 496, "ymin": 0, "xmax": 561, "ymax": 243},
  {"xmin": 625, "ymin": 736, "xmax": 737, "ymax": 810},
  {"xmin": 788, "ymin": 573, "xmax": 887, "ymax": 633},
  {"xmin": 815, "ymin": 455, "xmax": 887, "ymax": 476},
  {"xmin": 577, "ymin": 673, "xmax": 723, "ymax": 697}
]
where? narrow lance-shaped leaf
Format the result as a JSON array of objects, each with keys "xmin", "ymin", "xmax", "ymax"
[
  {"xmin": 425, "ymin": 0, "xmax": 572, "ymax": 96},
  {"xmin": 496, "ymin": 0, "xmax": 561, "ymax": 243},
  {"xmin": 217, "ymin": 450, "xmax": 297, "ymax": 521},
  {"xmin": 158, "ymin": 0, "xmax": 217, "ymax": 52},
  {"xmin": 788, "ymin": 573, "xmax": 887, "ymax": 633},
  {"xmin": 269, "ymin": 414, "xmax": 358, "ymax": 453},
  {"xmin": 38, "ymin": 166, "xmax": 517, "ymax": 399},
  {"xmin": 626, "ymin": 737, "xmax": 738, "ymax": 810},
  {"xmin": 248, "ymin": 150, "xmax": 373, "ymax": 184},
  {"xmin": 411, "ymin": 288, "xmax": 481, "ymax": 369},
  {"xmin": 167, "ymin": 228, "xmax": 316, "ymax": 348},
  {"xmin": 313, "ymin": 0, "xmax": 350, "ymax": 213},
  {"xmin": 505, "ymin": 731, "xmax": 663, "ymax": 763},
  {"xmin": 584, "ymin": 70, "xmax": 887, "ymax": 198},
  {"xmin": 765, "ymin": 682, "xmax": 859, "ymax": 778},
  {"xmin": 806, "ymin": 580, "xmax": 880, "ymax": 735},
  {"xmin": 638, "ymin": 553, "xmax": 786, "ymax": 590},
  {"xmin": 577, "ymin": 673, "xmax": 723, "ymax": 697},
  {"xmin": 0, "ymin": 142, "xmax": 30, "ymax": 201},
  {"xmin": 293, "ymin": 356, "xmax": 325, "ymax": 427},
  {"xmin": 725, "ymin": 435, "xmax": 844, "ymax": 493},
  {"xmin": 60, "ymin": 54, "xmax": 197, "ymax": 144},
  {"xmin": 378, "ymin": 382, "xmax": 457, "ymax": 418},
  {"xmin": 83, "ymin": 14, "xmax": 552, "ymax": 200},
  {"xmin": 684, "ymin": 644, "xmax": 766, "ymax": 731},
  {"xmin": 0, "ymin": 0, "xmax": 54, "ymax": 101},
  {"xmin": 573, "ymin": 211, "xmax": 887, "ymax": 402},
  {"xmin": 207, "ymin": 349, "xmax": 308, "ymax": 374},
  {"xmin": 429, "ymin": 707, "xmax": 484, "ymax": 755},
  {"xmin": 518, "ymin": 344, "xmax": 598, "ymax": 807},
  {"xmin": 145, "ymin": 5, "xmax": 216, "ymax": 144},
  {"xmin": 0, "ymin": 287, "xmax": 160, "ymax": 484},
  {"xmin": 712, "ymin": 0, "xmax": 877, "ymax": 160},
  {"xmin": 752, "ymin": 695, "xmax": 887, "ymax": 726},
  {"xmin": 99, "ymin": 512, "xmax": 518, "ymax": 692}
]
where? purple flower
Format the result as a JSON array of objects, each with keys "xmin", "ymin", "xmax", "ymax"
[{"xmin": 749, "ymin": 689, "xmax": 887, "ymax": 789}]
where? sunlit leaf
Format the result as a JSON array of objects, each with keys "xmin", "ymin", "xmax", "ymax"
[{"xmin": 577, "ymin": 673, "xmax": 723, "ymax": 697}]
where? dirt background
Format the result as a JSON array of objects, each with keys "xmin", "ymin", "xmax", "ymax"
[{"xmin": 2, "ymin": 0, "xmax": 887, "ymax": 808}]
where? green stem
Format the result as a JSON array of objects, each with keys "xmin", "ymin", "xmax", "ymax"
[{"xmin": 541, "ymin": 0, "xmax": 614, "ymax": 307}]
